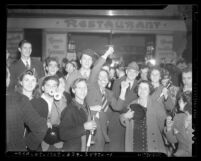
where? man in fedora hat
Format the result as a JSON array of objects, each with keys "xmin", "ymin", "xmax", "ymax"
[{"xmin": 107, "ymin": 61, "xmax": 140, "ymax": 152}]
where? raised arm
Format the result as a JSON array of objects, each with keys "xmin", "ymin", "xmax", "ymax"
[
  {"xmin": 110, "ymin": 80, "xmax": 130, "ymax": 111},
  {"xmin": 89, "ymin": 47, "xmax": 114, "ymax": 83}
]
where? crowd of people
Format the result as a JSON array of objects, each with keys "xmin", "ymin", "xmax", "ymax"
[{"xmin": 6, "ymin": 39, "xmax": 193, "ymax": 156}]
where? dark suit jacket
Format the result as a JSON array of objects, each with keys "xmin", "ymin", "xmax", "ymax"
[
  {"xmin": 59, "ymin": 100, "xmax": 87, "ymax": 151},
  {"xmin": 30, "ymin": 97, "xmax": 49, "ymax": 119},
  {"xmin": 8, "ymin": 58, "xmax": 45, "ymax": 91},
  {"xmin": 112, "ymin": 76, "xmax": 138, "ymax": 113},
  {"xmin": 6, "ymin": 92, "xmax": 47, "ymax": 151},
  {"xmin": 106, "ymin": 76, "xmax": 138, "ymax": 152}
]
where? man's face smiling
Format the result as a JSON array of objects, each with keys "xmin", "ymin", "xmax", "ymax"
[{"xmin": 19, "ymin": 42, "xmax": 32, "ymax": 58}]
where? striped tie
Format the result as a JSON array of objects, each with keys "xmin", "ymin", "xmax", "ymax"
[{"xmin": 102, "ymin": 94, "xmax": 109, "ymax": 112}]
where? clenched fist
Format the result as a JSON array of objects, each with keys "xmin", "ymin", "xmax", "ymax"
[{"xmin": 84, "ymin": 120, "xmax": 97, "ymax": 131}]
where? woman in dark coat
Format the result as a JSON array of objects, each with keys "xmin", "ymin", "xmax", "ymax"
[
  {"xmin": 6, "ymin": 68, "xmax": 47, "ymax": 151},
  {"xmin": 120, "ymin": 80, "xmax": 167, "ymax": 154}
]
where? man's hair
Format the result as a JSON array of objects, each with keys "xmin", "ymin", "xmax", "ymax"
[
  {"xmin": 41, "ymin": 75, "xmax": 60, "ymax": 87},
  {"xmin": 80, "ymin": 49, "xmax": 98, "ymax": 63},
  {"xmin": 71, "ymin": 78, "xmax": 87, "ymax": 90},
  {"xmin": 18, "ymin": 39, "xmax": 32, "ymax": 48},
  {"xmin": 45, "ymin": 56, "xmax": 59, "ymax": 67}
]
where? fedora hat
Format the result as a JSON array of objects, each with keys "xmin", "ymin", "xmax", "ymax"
[{"xmin": 126, "ymin": 61, "xmax": 139, "ymax": 71}]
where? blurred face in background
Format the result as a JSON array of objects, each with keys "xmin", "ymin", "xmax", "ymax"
[
  {"xmin": 18, "ymin": 42, "xmax": 32, "ymax": 59},
  {"xmin": 138, "ymin": 82, "xmax": 150, "ymax": 99},
  {"xmin": 80, "ymin": 54, "xmax": 93, "ymax": 69},
  {"xmin": 150, "ymin": 69, "xmax": 161, "ymax": 83},
  {"xmin": 126, "ymin": 68, "xmax": 139, "ymax": 81},
  {"xmin": 182, "ymin": 71, "xmax": 192, "ymax": 89},
  {"xmin": 177, "ymin": 62, "xmax": 187, "ymax": 71},
  {"xmin": 98, "ymin": 70, "xmax": 109, "ymax": 89},
  {"xmin": 109, "ymin": 68, "xmax": 116, "ymax": 79},
  {"xmin": 20, "ymin": 74, "xmax": 37, "ymax": 93},
  {"xmin": 161, "ymin": 75, "xmax": 170, "ymax": 87},
  {"xmin": 116, "ymin": 68, "xmax": 125, "ymax": 78},
  {"xmin": 46, "ymin": 61, "xmax": 59, "ymax": 76},
  {"xmin": 65, "ymin": 62, "xmax": 75, "ymax": 74},
  {"xmin": 140, "ymin": 68, "xmax": 149, "ymax": 81}
]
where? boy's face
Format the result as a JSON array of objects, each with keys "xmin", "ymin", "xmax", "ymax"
[
  {"xmin": 98, "ymin": 70, "xmax": 109, "ymax": 88},
  {"xmin": 20, "ymin": 74, "xmax": 37, "ymax": 92},
  {"xmin": 46, "ymin": 61, "xmax": 59, "ymax": 76},
  {"xmin": 42, "ymin": 79, "xmax": 58, "ymax": 96},
  {"xmin": 150, "ymin": 69, "xmax": 161, "ymax": 83},
  {"xmin": 74, "ymin": 81, "xmax": 88, "ymax": 100},
  {"xmin": 19, "ymin": 42, "xmax": 32, "ymax": 58},
  {"xmin": 140, "ymin": 68, "xmax": 148, "ymax": 80},
  {"xmin": 80, "ymin": 54, "xmax": 93, "ymax": 69}
]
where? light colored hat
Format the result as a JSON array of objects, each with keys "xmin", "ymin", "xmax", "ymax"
[{"xmin": 126, "ymin": 61, "xmax": 139, "ymax": 71}]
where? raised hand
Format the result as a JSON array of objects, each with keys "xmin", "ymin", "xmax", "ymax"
[
  {"xmin": 162, "ymin": 87, "xmax": 169, "ymax": 99},
  {"xmin": 178, "ymin": 97, "xmax": 187, "ymax": 111},
  {"xmin": 121, "ymin": 80, "xmax": 130, "ymax": 91},
  {"xmin": 105, "ymin": 46, "xmax": 114, "ymax": 57},
  {"xmin": 124, "ymin": 109, "xmax": 134, "ymax": 120}
]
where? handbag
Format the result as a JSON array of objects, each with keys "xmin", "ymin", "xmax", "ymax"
[{"xmin": 43, "ymin": 125, "xmax": 60, "ymax": 145}]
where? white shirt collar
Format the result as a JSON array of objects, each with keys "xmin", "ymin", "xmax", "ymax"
[
  {"xmin": 79, "ymin": 68, "xmax": 91, "ymax": 79},
  {"xmin": 126, "ymin": 79, "xmax": 134, "ymax": 89},
  {"xmin": 21, "ymin": 57, "xmax": 31, "ymax": 67},
  {"xmin": 100, "ymin": 87, "xmax": 105, "ymax": 95}
]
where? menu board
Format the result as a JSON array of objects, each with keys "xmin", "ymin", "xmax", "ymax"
[
  {"xmin": 155, "ymin": 35, "xmax": 176, "ymax": 64},
  {"xmin": 6, "ymin": 31, "xmax": 23, "ymax": 56},
  {"xmin": 45, "ymin": 33, "xmax": 67, "ymax": 63}
]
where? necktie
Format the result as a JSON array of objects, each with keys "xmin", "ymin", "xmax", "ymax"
[
  {"xmin": 25, "ymin": 61, "xmax": 30, "ymax": 69},
  {"xmin": 102, "ymin": 93, "xmax": 109, "ymax": 112}
]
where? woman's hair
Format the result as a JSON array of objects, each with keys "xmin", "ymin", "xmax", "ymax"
[
  {"xmin": 147, "ymin": 66, "xmax": 163, "ymax": 82},
  {"xmin": 161, "ymin": 68, "xmax": 171, "ymax": 80},
  {"xmin": 18, "ymin": 39, "xmax": 31, "ymax": 48},
  {"xmin": 16, "ymin": 69, "xmax": 38, "ymax": 95},
  {"xmin": 175, "ymin": 91, "xmax": 192, "ymax": 115},
  {"xmin": 18, "ymin": 69, "xmax": 38, "ymax": 82},
  {"xmin": 65, "ymin": 60, "xmax": 78, "ymax": 69},
  {"xmin": 134, "ymin": 80, "xmax": 154, "ymax": 95},
  {"xmin": 182, "ymin": 65, "xmax": 192, "ymax": 74}
]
